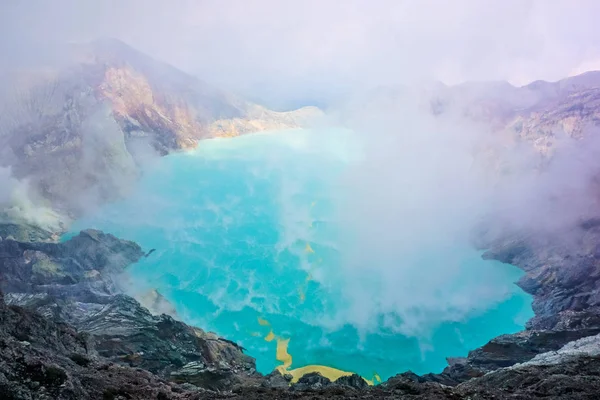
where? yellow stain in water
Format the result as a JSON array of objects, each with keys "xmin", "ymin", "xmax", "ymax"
[
  {"xmin": 258, "ymin": 317, "xmax": 270, "ymax": 326},
  {"xmin": 274, "ymin": 333, "xmax": 365, "ymax": 384},
  {"xmin": 365, "ymin": 372, "xmax": 382, "ymax": 386},
  {"xmin": 311, "ymin": 201, "xmax": 317, "ymax": 208},
  {"xmin": 297, "ymin": 273, "xmax": 312, "ymax": 303},
  {"xmin": 374, "ymin": 373, "xmax": 382, "ymax": 383},
  {"xmin": 275, "ymin": 337, "xmax": 293, "ymax": 371},
  {"xmin": 259, "ymin": 317, "xmax": 374, "ymax": 385},
  {"xmin": 265, "ymin": 330, "xmax": 276, "ymax": 342},
  {"xmin": 305, "ymin": 243, "xmax": 315, "ymax": 254}
]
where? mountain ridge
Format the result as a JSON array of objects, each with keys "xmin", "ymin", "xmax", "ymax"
[{"xmin": 0, "ymin": 38, "xmax": 323, "ymax": 222}]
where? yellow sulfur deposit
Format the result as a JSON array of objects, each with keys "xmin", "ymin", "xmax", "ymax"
[{"xmin": 258, "ymin": 317, "xmax": 380, "ymax": 385}]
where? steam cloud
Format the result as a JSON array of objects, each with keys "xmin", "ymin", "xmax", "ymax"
[
  {"xmin": 2, "ymin": 1, "xmax": 600, "ymax": 109},
  {"xmin": 297, "ymin": 92, "xmax": 600, "ymax": 338},
  {"xmin": 64, "ymin": 88, "xmax": 600, "ymax": 365}
]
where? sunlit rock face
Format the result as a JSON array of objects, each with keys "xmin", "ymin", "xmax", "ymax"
[
  {"xmin": 68, "ymin": 128, "xmax": 533, "ymax": 382},
  {"xmin": 0, "ymin": 38, "xmax": 322, "ymax": 217}
]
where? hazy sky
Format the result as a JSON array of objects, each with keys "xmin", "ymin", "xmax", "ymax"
[{"xmin": 2, "ymin": 0, "xmax": 600, "ymax": 106}]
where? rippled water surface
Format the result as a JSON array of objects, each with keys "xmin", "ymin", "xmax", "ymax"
[{"xmin": 67, "ymin": 128, "xmax": 533, "ymax": 381}]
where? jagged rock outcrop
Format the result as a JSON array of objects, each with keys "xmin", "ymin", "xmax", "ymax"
[
  {"xmin": 0, "ymin": 226, "xmax": 260, "ymax": 391},
  {"xmin": 421, "ymin": 328, "xmax": 600, "ymax": 386},
  {"xmin": 0, "ymin": 291, "xmax": 208, "ymax": 400},
  {"xmin": 290, "ymin": 372, "xmax": 333, "ymax": 391},
  {"xmin": 455, "ymin": 354, "xmax": 600, "ymax": 399},
  {"xmin": 0, "ymin": 220, "xmax": 57, "ymax": 243},
  {"xmin": 287, "ymin": 372, "xmax": 371, "ymax": 391}
]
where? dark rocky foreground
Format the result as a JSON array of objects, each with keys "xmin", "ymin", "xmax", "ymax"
[
  {"xmin": 1, "ymin": 222, "xmax": 600, "ymax": 399},
  {"xmin": 1, "ymin": 290, "xmax": 600, "ymax": 400}
]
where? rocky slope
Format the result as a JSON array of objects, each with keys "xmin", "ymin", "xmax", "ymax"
[
  {"xmin": 350, "ymin": 71, "xmax": 600, "ymax": 157},
  {"xmin": 0, "ymin": 38, "xmax": 322, "ymax": 220},
  {"xmin": 434, "ymin": 71, "xmax": 600, "ymax": 155},
  {"xmin": 0, "ymin": 290, "xmax": 205, "ymax": 400},
  {"xmin": 0, "ymin": 226, "xmax": 260, "ymax": 393},
  {"xmin": 2, "ymin": 276, "xmax": 600, "ymax": 399}
]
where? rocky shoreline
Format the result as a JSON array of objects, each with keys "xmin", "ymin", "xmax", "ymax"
[
  {"xmin": 1, "ymin": 221, "xmax": 600, "ymax": 399},
  {"xmin": 2, "ymin": 38, "xmax": 600, "ymax": 399},
  {"xmin": 417, "ymin": 220, "xmax": 600, "ymax": 387}
]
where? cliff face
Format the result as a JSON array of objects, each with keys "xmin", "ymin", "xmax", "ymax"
[
  {"xmin": 0, "ymin": 291, "xmax": 202, "ymax": 400},
  {"xmin": 0, "ymin": 38, "xmax": 322, "ymax": 219},
  {"xmin": 0, "ymin": 226, "xmax": 261, "ymax": 395}
]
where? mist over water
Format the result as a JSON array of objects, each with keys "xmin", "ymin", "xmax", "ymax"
[{"xmin": 66, "ymin": 127, "xmax": 533, "ymax": 380}]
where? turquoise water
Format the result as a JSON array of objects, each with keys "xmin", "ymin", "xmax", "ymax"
[{"xmin": 66, "ymin": 128, "xmax": 533, "ymax": 381}]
